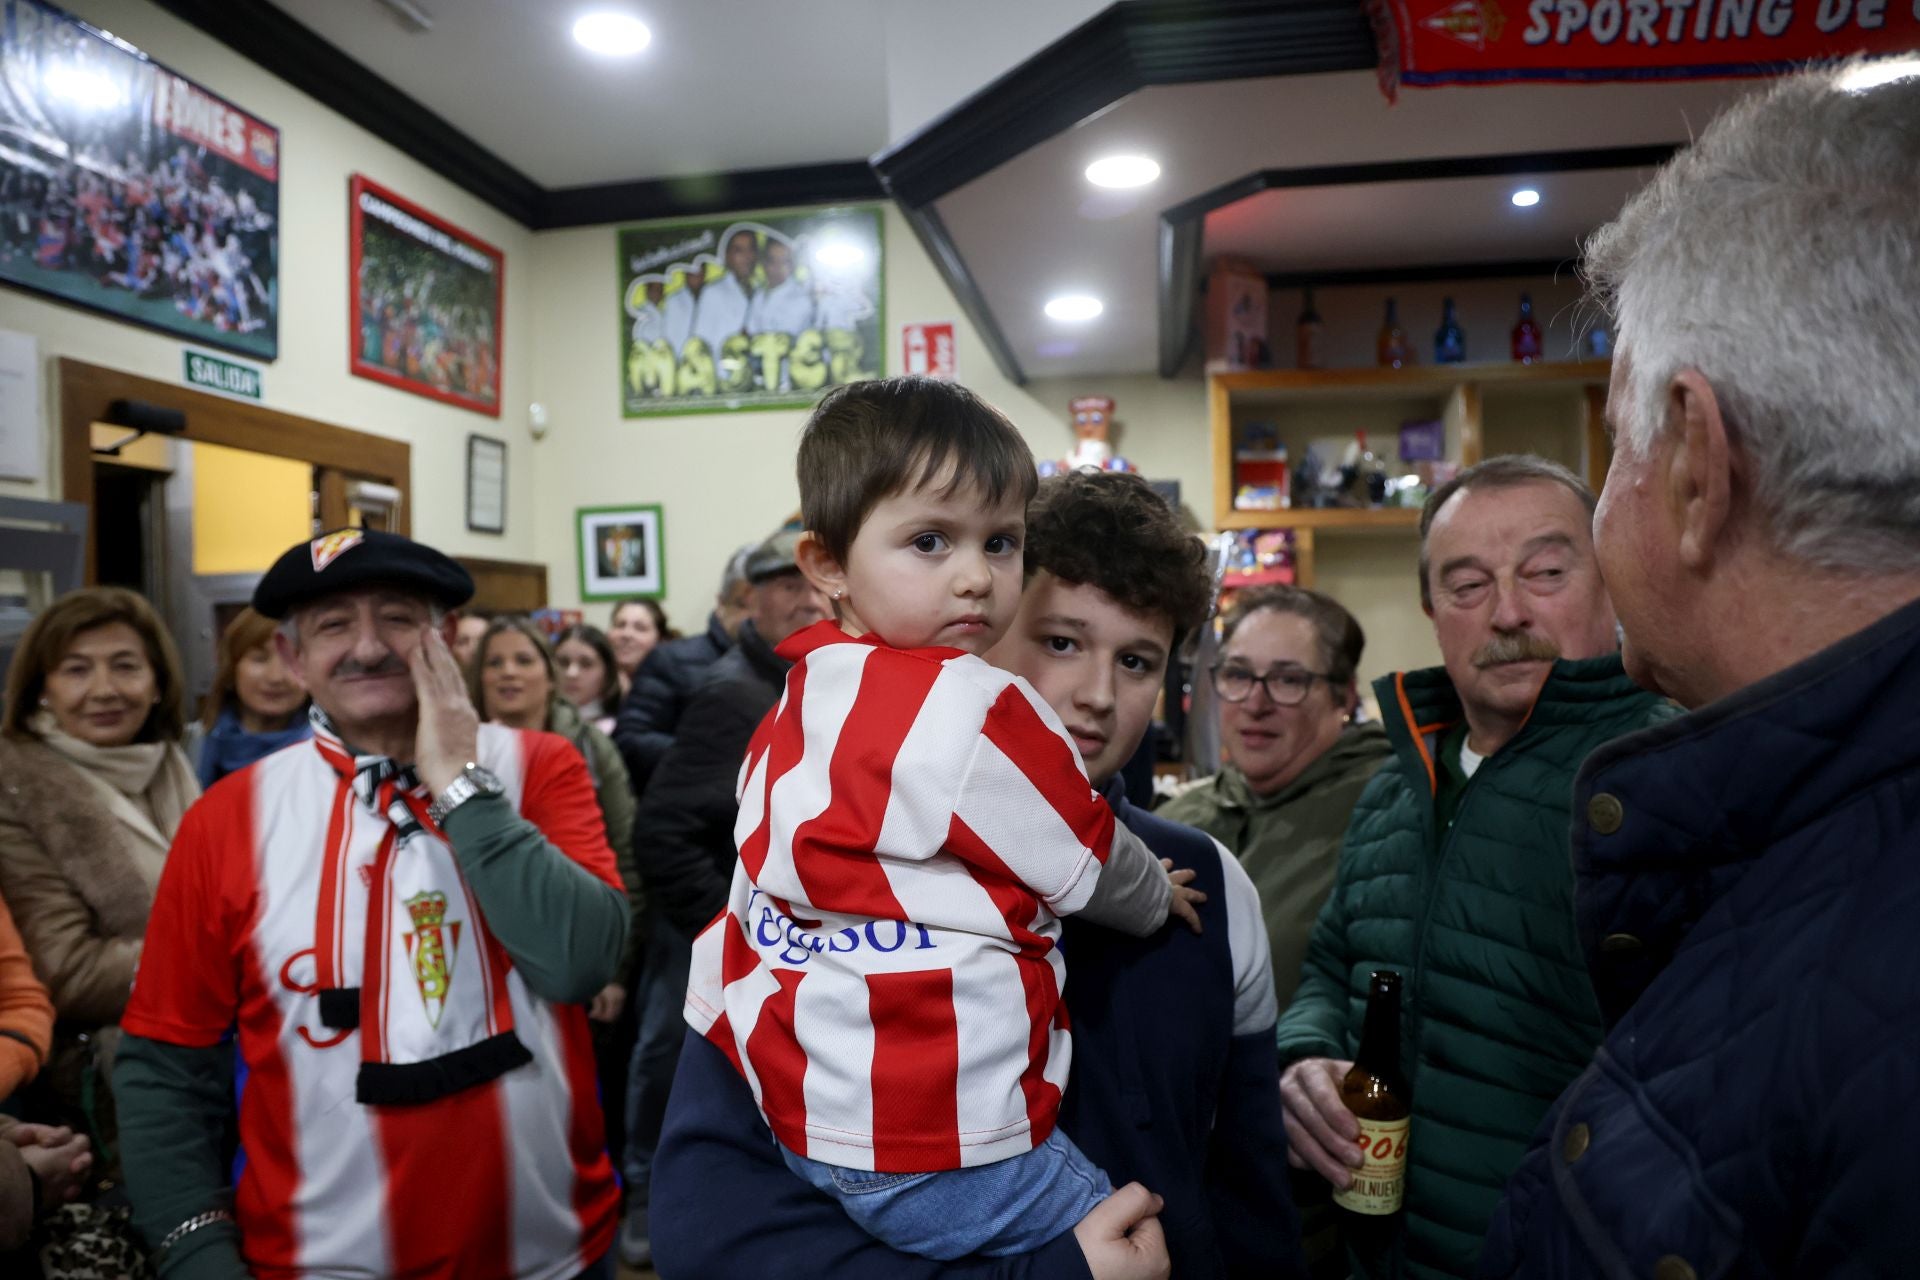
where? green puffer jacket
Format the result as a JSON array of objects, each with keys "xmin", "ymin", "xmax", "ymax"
[{"xmin": 1273, "ymin": 655, "xmax": 1675, "ymax": 1280}]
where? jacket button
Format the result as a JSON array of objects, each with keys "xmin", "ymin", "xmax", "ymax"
[
  {"xmin": 1561, "ymin": 1122, "xmax": 1590, "ymax": 1163},
  {"xmin": 1600, "ymin": 933, "xmax": 1642, "ymax": 954},
  {"xmin": 1654, "ymin": 1257, "xmax": 1697, "ymax": 1280},
  {"xmin": 1588, "ymin": 793, "xmax": 1624, "ymax": 835}
]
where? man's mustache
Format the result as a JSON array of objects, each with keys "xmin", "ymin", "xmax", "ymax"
[
  {"xmin": 1473, "ymin": 632, "xmax": 1562, "ymax": 668},
  {"xmin": 331, "ymin": 654, "xmax": 408, "ymax": 679}
]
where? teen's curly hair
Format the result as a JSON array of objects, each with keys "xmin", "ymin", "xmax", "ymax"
[{"xmin": 1024, "ymin": 470, "xmax": 1210, "ymax": 648}]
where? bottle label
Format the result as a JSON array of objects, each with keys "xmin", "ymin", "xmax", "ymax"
[{"xmin": 1333, "ymin": 1116, "xmax": 1409, "ymax": 1215}]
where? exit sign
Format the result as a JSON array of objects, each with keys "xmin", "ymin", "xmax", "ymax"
[
  {"xmin": 184, "ymin": 350, "xmax": 263, "ymax": 400},
  {"xmin": 901, "ymin": 322, "xmax": 957, "ymax": 380}
]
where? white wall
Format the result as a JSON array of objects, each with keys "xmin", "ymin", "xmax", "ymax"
[
  {"xmin": 525, "ymin": 204, "xmax": 1061, "ymax": 632},
  {"xmin": 0, "ymin": 0, "xmax": 539, "ymax": 566}
]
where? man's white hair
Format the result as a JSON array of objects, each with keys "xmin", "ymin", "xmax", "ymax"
[{"xmin": 1585, "ymin": 59, "xmax": 1920, "ymax": 573}]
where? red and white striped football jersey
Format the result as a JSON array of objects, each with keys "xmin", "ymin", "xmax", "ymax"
[
  {"xmin": 684, "ymin": 622, "xmax": 1119, "ymax": 1174},
  {"xmin": 122, "ymin": 724, "xmax": 621, "ymax": 1280}
]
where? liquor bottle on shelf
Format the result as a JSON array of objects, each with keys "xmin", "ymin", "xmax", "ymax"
[
  {"xmin": 1511, "ymin": 293, "xmax": 1543, "ymax": 364},
  {"xmin": 1351, "ymin": 431, "xmax": 1389, "ymax": 507},
  {"xmin": 1377, "ymin": 298, "xmax": 1411, "ymax": 369},
  {"xmin": 1433, "ymin": 296, "xmax": 1465, "ymax": 364},
  {"xmin": 1297, "ymin": 287, "xmax": 1325, "ymax": 371},
  {"xmin": 1333, "ymin": 970, "xmax": 1411, "ymax": 1222}
]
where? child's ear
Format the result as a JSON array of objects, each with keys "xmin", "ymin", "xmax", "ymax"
[{"xmin": 795, "ymin": 532, "xmax": 847, "ymax": 602}]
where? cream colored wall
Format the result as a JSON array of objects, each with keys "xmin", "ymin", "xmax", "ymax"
[
  {"xmin": 0, "ymin": 0, "xmax": 539, "ymax": 566},
  {"xmin": 526, "ymin": 204, "xmax": 1061, "ymax": 632}
]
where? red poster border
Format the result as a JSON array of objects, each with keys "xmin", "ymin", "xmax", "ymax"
[{"xmin": 347, "ymin": 174, "xmax": 505, "ymax": 418}]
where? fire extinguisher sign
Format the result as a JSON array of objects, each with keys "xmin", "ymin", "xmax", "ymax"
[{"xmin": 901, "ymin": 322, "xmax": 958, "ymax": 380}]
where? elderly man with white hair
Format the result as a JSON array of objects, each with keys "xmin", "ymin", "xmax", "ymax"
[{"xmin": 1480, "ymin": 61, "xmax": 1920, "ymax": 1280}]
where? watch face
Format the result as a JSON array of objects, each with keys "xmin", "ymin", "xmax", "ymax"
[{"xmin": 466, "ymin": 765, "xmax": 504, "ymax": 794}]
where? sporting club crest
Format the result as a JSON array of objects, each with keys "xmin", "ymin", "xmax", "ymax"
[
  {"xmin": 402, "ymin": 890, "xmax": 462, "ymax": 1028},
  {"xmin": 309, "ymin": 529, "xmax": 366, "ymax": 572}
]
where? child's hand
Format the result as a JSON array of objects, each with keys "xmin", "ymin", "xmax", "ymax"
[{"xmin": 1163, "ymin": 858, "xmax": 1205, "ymax": 934}]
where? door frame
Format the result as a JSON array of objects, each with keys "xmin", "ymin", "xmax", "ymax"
[{"xmin": 59, "ymin": 357, "xmax": 412, "ymax": 583}]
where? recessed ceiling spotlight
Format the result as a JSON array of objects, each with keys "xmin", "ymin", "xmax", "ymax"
[
  {"xmin": 1085, "ymin": 155, "xmax": 1161, "ymax": 189},
  {"xmin": 573, "ymin": 11, "xmax": 651, "ymax": 56},
  {"xmin": 1511, "ymin": 188, "xmax": 1541, "ymax": 208},
  {"xmin": 1045, "ymin": 294, "xmax": 1103, "ymax": 323},
  {"xmin": 1837, "ymin": 55, "xmax": 1920, "ymax": 93}
]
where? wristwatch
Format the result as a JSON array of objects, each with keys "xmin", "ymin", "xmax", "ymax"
[{"xmin": 427, "ymin": 761, "xmax": 504, "ymax": 826}]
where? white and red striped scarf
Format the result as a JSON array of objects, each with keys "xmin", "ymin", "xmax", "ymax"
[{"xmin": 307, "ymin": 708, "xmax": 531, "ymax": 1104}]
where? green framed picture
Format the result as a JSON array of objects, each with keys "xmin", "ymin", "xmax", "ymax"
[
  {"xmin": 617, "ymin": 204, "xmax": 885, "ymax": 417},
  {"xmin": 577, "ymin": 504, "xmax": 664, "ymax": 601}
]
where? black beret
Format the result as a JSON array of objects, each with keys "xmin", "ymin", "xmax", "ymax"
[{"xmin": 252, "ymin": 528, "xmax": 475, "ymax": 620}]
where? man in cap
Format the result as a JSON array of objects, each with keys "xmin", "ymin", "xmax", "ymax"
[
  {"xmin": 115, "ymin": 528, "xmax": 629, "ymax": 1280},
  {"xmin": 617, "ymin": 524, "xmax": 827, "ymax": 1267}
]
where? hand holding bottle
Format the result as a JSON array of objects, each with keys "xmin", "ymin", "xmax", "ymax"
[{"xmin": 1279, "ymin": 1056, "xmax": 1363, "ymax": 1187}]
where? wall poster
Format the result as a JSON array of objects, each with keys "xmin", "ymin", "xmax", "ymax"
[
  {"xmin": 349, "ymin": 174, "xmax": 503, "ymax": 416},
  {"xmin": 618, "ymin": 204, "xmax": 884, "ymax": 417},
  {"xmin": 0, "ymin": 0, "xmax": 280, "ymax": 358}
]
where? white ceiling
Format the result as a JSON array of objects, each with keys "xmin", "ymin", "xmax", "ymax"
[
  {"xmin": 1204, "ymin": 168, "xmax": 1661, "ymax": 274},
  {"xmin": 934, "ymin": 70, "xmax": 1759, "ymax": 379},
  {"xmin": 268, "ymin": 0, "xmax": 894, "ymax": 187}
]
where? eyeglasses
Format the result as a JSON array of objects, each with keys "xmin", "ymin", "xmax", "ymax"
[{"xmin": 1210, "ymin": 662, "xmax": 1333, "ymax": 706}]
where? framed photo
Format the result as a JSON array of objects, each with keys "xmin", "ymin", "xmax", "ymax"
[
  {"xmin": 618, "ymin": 204, "xmax": 884, "ymax": 417},
  {"xmin": 577, "ymin": 504, "xmax": 664, "ymax": 601},
  {"xmin": 466, "ymin": 434, "xmax": 506, "ymax": 535},
  {"xmin": 0, "ymin": 0, "xmax": 280, "ymax": 359},
  {"xmin": 349, "ymin": 174, "xmax": 503, "ymax": 416}
]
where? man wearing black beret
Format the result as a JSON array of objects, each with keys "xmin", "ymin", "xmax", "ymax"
[{"xmin": 114, "ymin": 528, "xmax": 629, "ymax": 1280}]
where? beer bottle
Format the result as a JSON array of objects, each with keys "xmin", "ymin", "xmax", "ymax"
[{"xmin": 1334, "ymin": 969, "xmax": 1411, "ymax": 1217}]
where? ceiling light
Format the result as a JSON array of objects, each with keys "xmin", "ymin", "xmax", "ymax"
[
  {"xmin": 572, "ymin": 12, "xmax": 651, "ymax": 56},
  {"xmin": 813, "ymin": 240, "xmax": 867, "ymax": 269},
  {"xmin": 1837, "ymin": 56, "xmax": 1920, "ymax": 93},
  {"xmin": 1511, "ymin": 188, "xmax": 1541, "ymax": 208},
  {"xmin": 1085, "ymin": 155, "xmax": 1161, "ymax": 189},
  {"xmin": 1045, "ymin": 294, "xmax": 1103, "ymax": 323}
]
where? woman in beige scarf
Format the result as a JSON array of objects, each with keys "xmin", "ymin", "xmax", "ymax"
[{"xmin": 0, "ymin": 587, "xmax": 199, "ymax": 1170}]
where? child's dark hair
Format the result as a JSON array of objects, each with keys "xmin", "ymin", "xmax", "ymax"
[
  {"xmin": 798, "ymin": 377, "xmax": 1037, "ymax": 563},
  {"xmin": 1024, "ymin": 470, "xmax": 1210, "ymax": 649}
]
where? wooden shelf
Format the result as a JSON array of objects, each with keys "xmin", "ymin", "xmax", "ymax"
[
  {"xmin": 1218, "ymin": 507, "xmax": 1422, "ymax": 532},
  {"xmin": 1210, "ymin": 357, "xmax": 1613, "ymax": 596},
  {"xmin": 1219, "ymin": 569, "xmax": 1298, "ymax": 588},
  {"xmin": 1211, "ymin": 359, "xmax": 1611, "ymax": 403}
]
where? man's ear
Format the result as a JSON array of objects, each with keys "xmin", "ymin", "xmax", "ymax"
[
  {"xmin": 272, "ymin": 625, "xmax": 311, "ymax": 694},
  {"xmin": 795, "ymin": 532, "xmax": 847, "ymax": 603},
  {"xmin": 1665, "ymin": 369, "xmax": 1734, "ymax": 573}
]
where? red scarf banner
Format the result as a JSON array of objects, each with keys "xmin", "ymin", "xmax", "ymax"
[{"xmin": 1367, "ymin": 0, "xmax": 1919, "ymax": 97}]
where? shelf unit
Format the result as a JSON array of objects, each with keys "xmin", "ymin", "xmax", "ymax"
[{"xmin": 1210, "ymin": 359, "xmax": 1612, "ymax": 685}]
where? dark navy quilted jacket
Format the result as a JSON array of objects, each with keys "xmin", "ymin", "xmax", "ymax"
[{"xmin": 1480, "ymin": 596, "xmax": 1920, "ymax": 1280}]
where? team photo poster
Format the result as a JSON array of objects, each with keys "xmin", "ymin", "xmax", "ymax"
[
  {"xmin": 0, "ymin": 0, "xmax": 280, "ymax": 358},
  {"xmin": 349, "ymin": 174, "xmax": 503, "ymax": 416},
  {"xmin": 618, "ymin": 205, "xmax": 883, "ymax": 417}
]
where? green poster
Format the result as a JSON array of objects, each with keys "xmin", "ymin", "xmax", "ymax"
[{"xmin": 617, "ymin": 205, "xmax": 884, "ymax": 417}]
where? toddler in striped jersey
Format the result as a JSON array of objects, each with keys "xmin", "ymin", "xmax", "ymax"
[{"xmin": 683, "ymin": 378, "xmax": 1204, "ymax": 1260}]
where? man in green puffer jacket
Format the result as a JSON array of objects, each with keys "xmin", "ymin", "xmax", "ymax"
[{"xmin": 1275, "ymin": 457, "xmax": 1676, "ymax": 1280}]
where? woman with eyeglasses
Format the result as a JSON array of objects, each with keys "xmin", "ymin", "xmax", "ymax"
[{"xmin": 1159, "ymin": 585, "xmax": 1390, "ymax": 1015}]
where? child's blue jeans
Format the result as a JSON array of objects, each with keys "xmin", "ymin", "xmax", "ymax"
[{"xmin": 780, "ymin": 1127, "xmax": 1113, "ymax": 1259}]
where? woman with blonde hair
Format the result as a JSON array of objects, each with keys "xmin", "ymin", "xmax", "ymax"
[
  {"xmin": 0, "ymin": 587, "xmax": 200, "ymax": 1171},
  {"xmin": 188, "ymin": 606, "xmax": 309, "ymax": 786}
]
